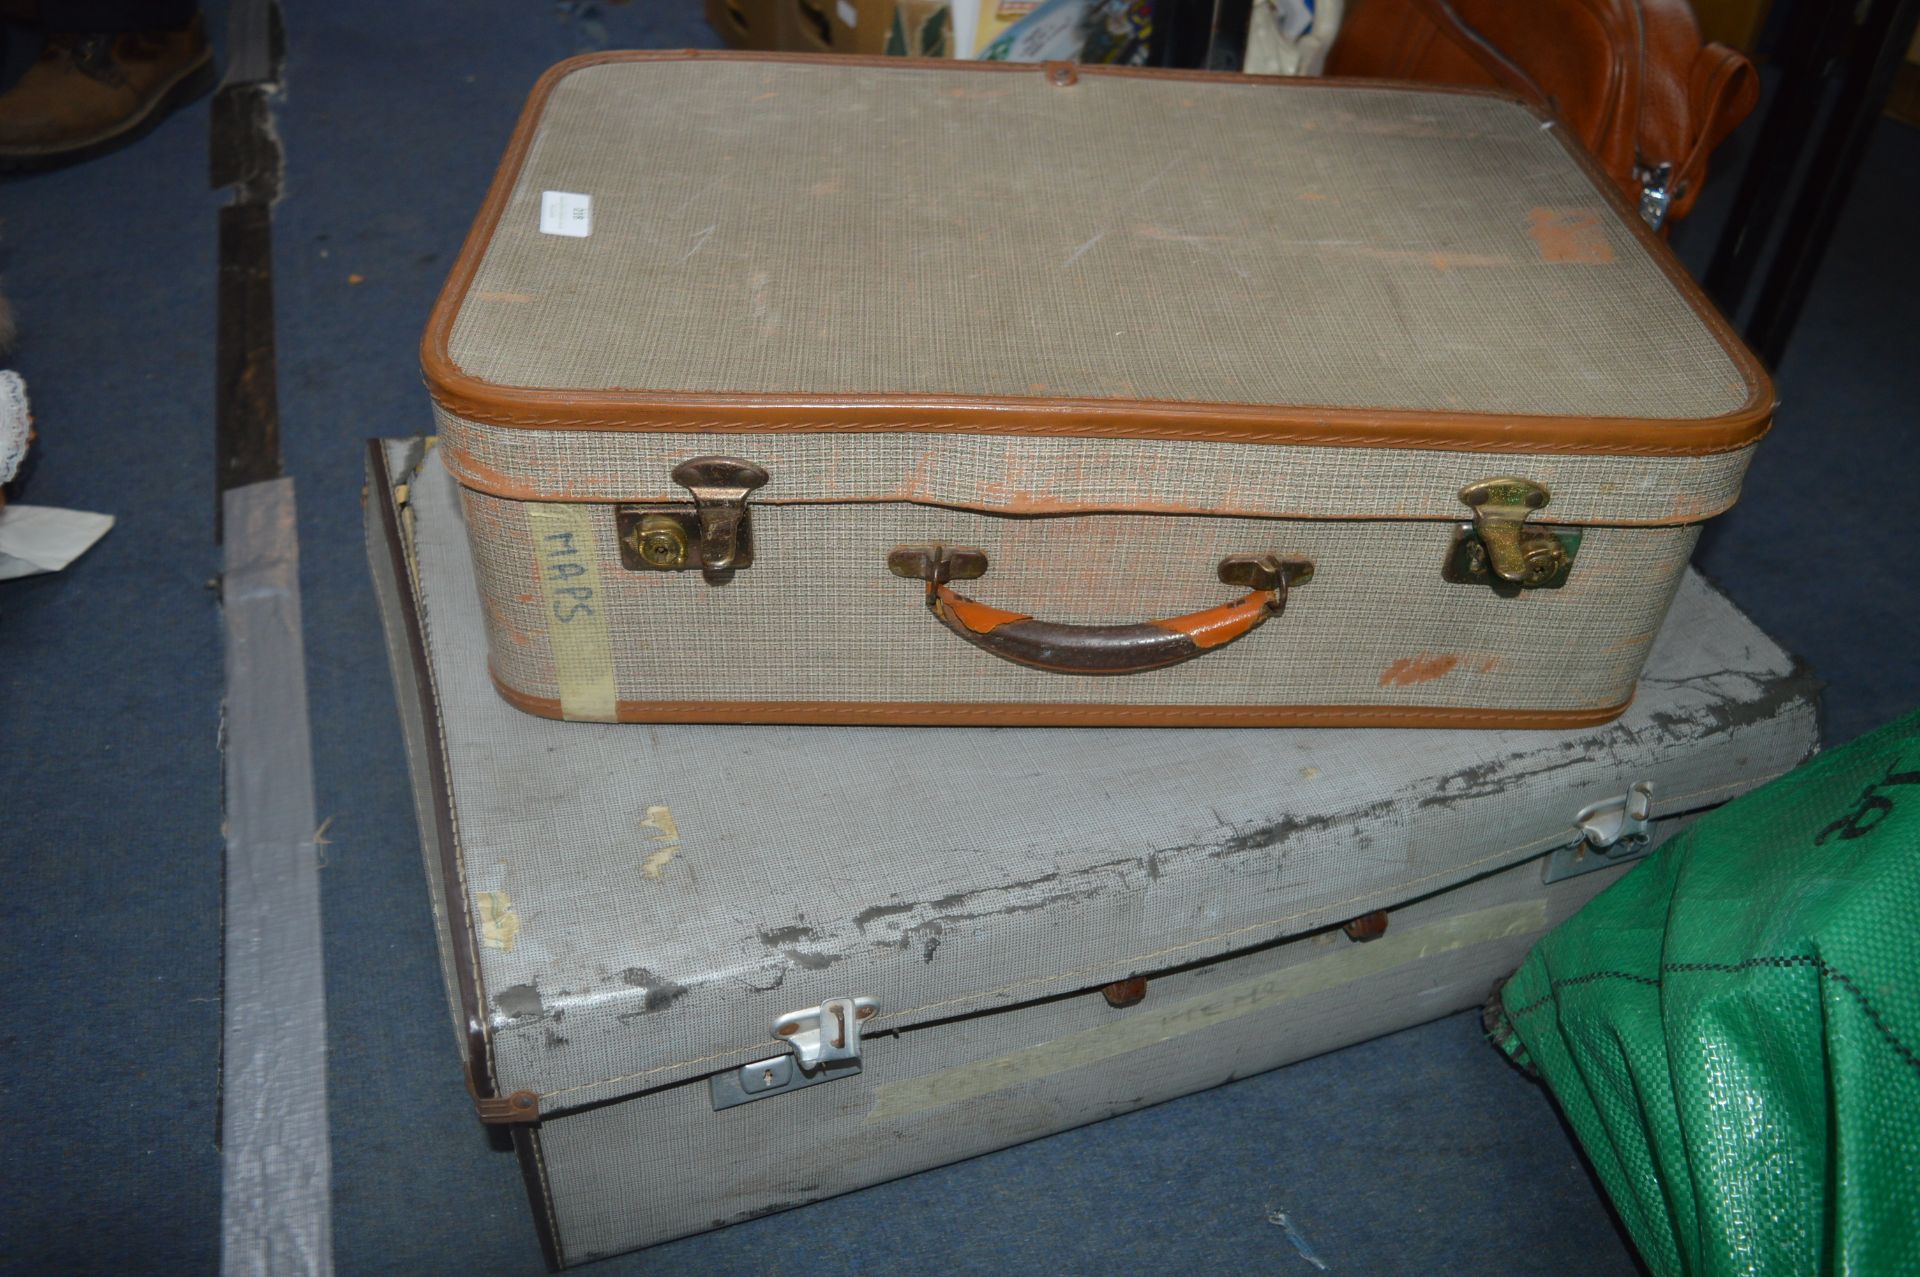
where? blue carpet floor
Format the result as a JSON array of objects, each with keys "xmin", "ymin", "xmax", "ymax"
[{"xmin": 2, "ymin": 4, "xmax": 1915, "ymax": 1272}]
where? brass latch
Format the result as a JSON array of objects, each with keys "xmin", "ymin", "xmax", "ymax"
[
  {"xmin": 1444, "ymin": 477, "xmax": 1580, "ymax": 591},
  {"xmin": 615, "ymin": 456, "xmax": 768, "ymax": 585}
]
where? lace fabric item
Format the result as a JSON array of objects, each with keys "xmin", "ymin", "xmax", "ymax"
[{"xmin": 0, "ymin": 372, "xmax": 30, "ymax": 486}]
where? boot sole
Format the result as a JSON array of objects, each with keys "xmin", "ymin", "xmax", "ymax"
[{"xmin": 0, "ymin": 48, "xmax": 219, "ymax": 174}]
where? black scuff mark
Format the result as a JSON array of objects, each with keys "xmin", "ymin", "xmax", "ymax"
[
  {"xmin": 727, "ymin": 1197, "xmax": 824, "ymax": 1225},
  {"xmin": 853, "ymin": 870, "xmax": 1064, "ymax": 934},
  {"xmin": 744, "ymin": 967, "xmax": 787, "ymax": 994},
  {"xmin": 1206, "ymin": 799, "xmax": 1397, "ymax": 858},
  {"xmin": 1418, "ymin": 753, "xmax": 1585, "ymax": 809},
  {"xmin": 850, "ymin": 862, "xmax": 1145, "ymax": 951},
  {"xmin": 876, "ymin": 881, "xmax": 1113, "ymax": 945},
  {"xmin": 619, "ymin": 967, "xmax": 690, "ymax": 1014},
  {"xmin": 543, "ymin": 1028, "xmax": 569, "ymax": 1049},
  {"xmin": 1639, "ymin": 657, "xmax": 1822, "ymax": 740},
  {"xmin": 783, "ymin": 948, "xmax": 843, "ymax": 970},
  {"xmin": 852, "ymin": 900, "xmax": 915, "ymax": 932},
  {"xmin": 759, "ymin": 924, "xmax": 818, "ymax": 946}
]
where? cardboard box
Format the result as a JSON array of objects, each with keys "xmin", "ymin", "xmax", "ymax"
[
  {"xmin": 779, "ymin": 0, "xmax": 897, "ymax": 55},
  {"xmin": 705, "ymin": 0, "xmax": 784, "ymax": 49}
]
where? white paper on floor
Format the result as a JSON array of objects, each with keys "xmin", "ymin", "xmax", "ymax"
[{"xmin": 0, "ymin": 504, "xmax": 115, "ymax": 579}]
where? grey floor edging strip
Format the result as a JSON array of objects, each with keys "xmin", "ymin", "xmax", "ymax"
[{"xmin": 219, "ymin": 479, "xmax": 332, "ymax": 1276}]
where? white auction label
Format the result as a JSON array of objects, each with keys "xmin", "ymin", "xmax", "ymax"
[{"xmin": 540, "ymin": 190, "xmax": 592, "ymax": 238}]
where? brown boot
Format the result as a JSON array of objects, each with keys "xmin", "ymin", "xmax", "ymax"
[{"xmin": 0, "ymin": 15, "xmax": 215, "ymax": 171}]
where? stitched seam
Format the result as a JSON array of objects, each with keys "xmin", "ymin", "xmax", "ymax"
[
  {"xmin": 1508, "ymin": 956, "xmax": 1920, "ymax": 1078},
  {"xmin": 437, "ymin": 411, "xmax": 1758, "ymax": 457},
  {"xmin": 520, "ymin": 759, "xmax": 1784, "ymax": 1104},
  {"xmin": 1506, "ymin": 971, "xmax": 1661, "ymax": 1018},
  {"xmin": 525, "ymin": 1127, "xmax": 565, "ymax": 1267}
]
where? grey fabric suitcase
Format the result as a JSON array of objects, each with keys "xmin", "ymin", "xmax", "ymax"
[{"xmin": 365, "ymin": 438, "xmax": 1817, "ymax": 1269}]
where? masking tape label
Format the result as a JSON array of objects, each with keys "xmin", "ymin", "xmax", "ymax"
[
  {"xmin": 527, "ymin": 503, "xmax": 617, "ymax": 721},
  {"xmin": 865, "ymin": 899, "xmax": 1546, "ymax": 1124}
]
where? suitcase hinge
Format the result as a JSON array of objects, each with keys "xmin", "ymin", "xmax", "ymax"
[
  {"xmin": 710, "ymin": 996, "xmax": 879, "ymax": 1111},
  {"xmin": 615, "ymin": 456, "xmax": 769, "ymax": 585},
  {"xmin": 472, "ymin": 1087, "xmax": 542, "ymax": 1124},
  {"xmin": 1543, "ymin": 782, "xmax": 1656, "ymax": 882},
  {"xmin": 1341, "ymin": 910, "xmax": 1390, "ymax": 942},
  {"xmin": 1443, "ymin": 477, "xmax": 1580, "ymax": 591}
]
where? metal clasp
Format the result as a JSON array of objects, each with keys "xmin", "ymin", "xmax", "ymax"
[
  {"xmin": 887, "ymin": 544, "xmax": 990, "ymax": 585},
  {"xmin": 709, "ymin": 995, "xmax": 880, "ymax": 1110},
  {"xmin": 672, "ymin": 457, "xmax": 768, "ymax": 575},
  {"xmin": 615, "ymin": 456, "xmax": 768, "ymax": 584},
  {"xmin": 1576, "ymin": 782, "xmax": 1655, "ymax": 853},
  {"xmin": 1543, "ymin": 782, "xmax": 1657, "ymax": 882},
  {"xmin": 773, "ymin": 995, "xmax": 878, "ymax": 1068},
  {"xmin": 1444, "ymin": 477, "xmax": 1579, "ymax": 590},
  {"xmin": 710, "ymin": 1050, "xmax": 853, "ymax": 1111},
  {"xmin": 1636, "ymin": 161, "xmax": 1674, "ymax": 232}
]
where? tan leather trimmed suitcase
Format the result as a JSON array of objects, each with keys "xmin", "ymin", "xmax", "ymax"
[{"xmin": 422, "ymin": 51, "xmax": 1771, "ymax": 728}]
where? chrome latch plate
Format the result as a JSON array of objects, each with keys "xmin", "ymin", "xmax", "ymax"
[
  {"xmin": 1544, "ymin": 782, "xmax": 1657, "ymax": 882},
  {"xmin": 710, "ymin": 1052, "xmax": 861, "ymax": 1111},
  {"xmin": 773, "ymin": 995, "xmax": 877, "ymax": 1067},
  {"xmin": 709, "ymin": 995, "xmax": 878, "ymax": 1111}
]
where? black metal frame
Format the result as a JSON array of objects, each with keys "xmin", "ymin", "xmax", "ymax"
[{"xmin": 1704, "ymin": 0, "xmax": 1920, "ymax": 368}]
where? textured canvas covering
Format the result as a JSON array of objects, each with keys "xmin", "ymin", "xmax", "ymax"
[
  {"xmin": 463, "ymin": 478, "xmax": 1700, "ymax": 714},
  {"xmin": 366, "ymin": 439, "xmax": 1817, "ymax": 1267},
  {"xmin": 443, "ymin": 60, "xmax": 1749, "ymax": 419}
]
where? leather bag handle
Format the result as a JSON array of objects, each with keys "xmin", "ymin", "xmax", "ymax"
[
  {"xmin": 888, "ymin": 546, "xmax": 1313, "ymax": 676},
  {"xmin": 1663, "ymin": 40, "xmax": 1759, "ymax": 222}
]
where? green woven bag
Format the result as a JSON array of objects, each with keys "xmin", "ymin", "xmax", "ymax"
[{"xmin": 1492, "ymin": 709, "xmax": 1920, "ymax": 1276}]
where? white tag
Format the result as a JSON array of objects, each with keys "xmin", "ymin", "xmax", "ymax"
[
  {"xmin": 836, "ymin": 0, "xmax": 858, "ymax": 24},
  {"xmin": 540, "ymin": 190, "xmax": 592, "ymax": 238}
]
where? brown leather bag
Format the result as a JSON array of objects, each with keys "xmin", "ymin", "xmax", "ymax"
[{"xmin": 1325, "ymin": 0, "xmax": 1760, "ymax": 225}]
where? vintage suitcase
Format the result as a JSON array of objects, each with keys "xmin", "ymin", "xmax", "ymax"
[
  {"xmin": 365, "ymin": 438, "xmax": 1816, "ymax": 1269},
  {"xmin": 422, "ymin": 52, "xmax": 1772, "ymax": 729}
]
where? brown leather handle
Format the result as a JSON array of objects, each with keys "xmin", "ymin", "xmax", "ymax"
[{"xmin": 889, "ymin": 546, "xmax": 1312, "ymax": 677}]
